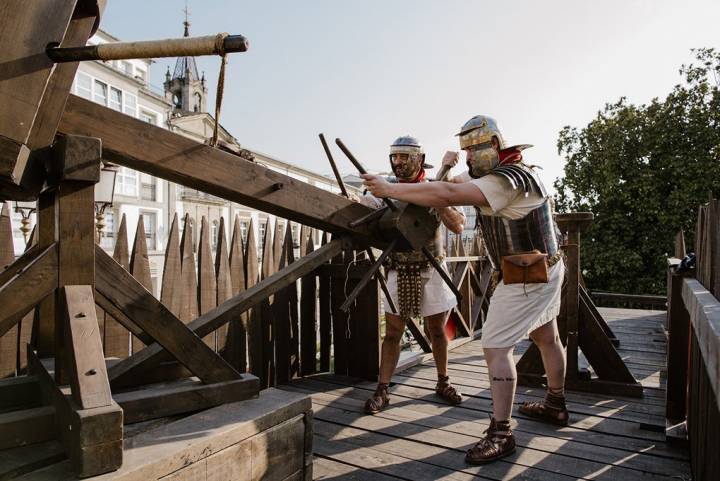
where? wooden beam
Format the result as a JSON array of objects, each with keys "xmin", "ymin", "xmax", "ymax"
[
  {"xmin": 109, "ymin": 238, "xmax": 345, "ymax": 384},
  {"xmin": 0, "ymin": 244, "xmax": 57, "ymax": 338},
  {"xmin": 94, "ymin": 290, "xmax": 152, "ymax": 345},
  {"xmin": 0, "ymin": 405, "xmax": 55, "ymax": 450},
  {"xmin": 115, "ymin": 376, "xmax": 260, "ymax": 424},
  {"xmin": 62, "ymin": 285, "xmax": 112, "ymax": 410},
  {"xmin": 0, "ymin": 1, "xmax": 103, "ymax": 200},
  {"xmin": 59, "ymin": 95, "xmax": 377, "ymax": 239},
  {"xmin": 95, "ymin": 246, "xmax": 241, "ymax": 385}
]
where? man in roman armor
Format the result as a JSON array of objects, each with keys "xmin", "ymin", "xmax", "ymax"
[
  {"xmin": 361, "ymin": 117, "xmax": 568, "ymax": 465},
  {"xmin": 355, "ymin": 135, "xmax": 467, "ymax": 415}
]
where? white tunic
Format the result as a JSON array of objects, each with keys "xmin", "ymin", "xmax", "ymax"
[{"xmin": 460, "ymin": 171, "xmax": 565, "ymax": 348}]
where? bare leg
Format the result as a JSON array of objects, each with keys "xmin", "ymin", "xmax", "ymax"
[
  {"xmin": 529, "ymin": 319, "xmax": 566, "ymax": 392},
  {"xmin": 483, "ymin": 346, "xmax": 517, "ymax": 421},
  {"xmin": 424, "ymin": 311, "xmax": 450, "ymax": 377},
  {"xmin": 519, "ymin": 319, "xmax": 569, "ymax": 425},
  {"xmin": 378, "ymin": 312, "xmax": 406, "ymax": 384}
]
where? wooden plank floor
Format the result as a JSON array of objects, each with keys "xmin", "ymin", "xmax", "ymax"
[{"xmin": 279, "ymin": 308, "xmax": 692, "ymax": 481}]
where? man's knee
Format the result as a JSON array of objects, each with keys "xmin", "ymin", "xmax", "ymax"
[
  {"xmin": 383, "ymin": 318, "xmax": 405, "ymax": 345},
  {"xmin": 530, "ymin": 329, "xmax": 560, "ymax": 348},
  {"xmin": 424, "ymin": 313, "xmax": 448, "ymax": 341}
]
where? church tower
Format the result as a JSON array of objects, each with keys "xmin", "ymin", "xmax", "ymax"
[{"xmin": 163, "ymin": 10, "xmax": 208, "ymax": 113}]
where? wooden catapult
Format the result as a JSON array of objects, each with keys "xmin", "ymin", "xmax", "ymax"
[{"xmin": 0, "ymin": 0, "xmax": 640, "ymax": 477}]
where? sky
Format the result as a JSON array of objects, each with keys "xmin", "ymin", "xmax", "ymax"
[{"xmin": 101, "ymin": 0, "xmax": 720, "ymax": 190}]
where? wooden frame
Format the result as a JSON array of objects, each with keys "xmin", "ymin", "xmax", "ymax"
[{"xmin": 516, "ymin": 214, "xmax": 643, "ymax": 398}]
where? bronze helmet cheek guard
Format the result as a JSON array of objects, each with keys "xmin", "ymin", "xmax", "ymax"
[{"xmin": 467, "ymin": 146, "xmax": 499, "ymax": 178}]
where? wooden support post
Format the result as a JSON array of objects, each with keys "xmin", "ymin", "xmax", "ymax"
[
  {"xmin": 54, "ymin": 135, "xmax": 101, "ymax": 385},
  {"xmin": 347, "ymin": 270, "xmax": 381, "ymax": 382},
  {"xmin": 319, "ymin": 233, "xmax": 332, "ymax": 372},
  {"xmin": 331, "ymin": 248, "xmax": 349, "ymax": 375},
  {"xmin": 300, "ymin": 235, "xmax": 318, "ymax": 376},
  {"xmin": 33, "ymin": 190, "xmax": 58, "ymax": 356},
  {"xmin": 666, "ymin": 259, "xmax": 691, "ymax": 422},
  {"xmin": 62, "ymin": 285, "xmax": 112, "ymax": 410},
  {"xmin": 273, "ymin": 224, "xmax": 293, "ymax": 384},
  {"xmin": 28, "ymin": 350, "xmax": 123, "ymax": 478},
  {"xmin": 565, "ymin": 244, "xmax": 580, "ymax": 380}
]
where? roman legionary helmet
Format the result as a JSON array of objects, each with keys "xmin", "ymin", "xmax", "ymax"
[
  {"xmin": 389, "ymin": 135, "xmax": 428, "ymax": 180},
  {"xmin": 456, "ymin": 115, "xmax": 504, "ymax": 177},
  {"xmin": 457, "ymin": 115, "xmax": 533, "ymax": 177}
]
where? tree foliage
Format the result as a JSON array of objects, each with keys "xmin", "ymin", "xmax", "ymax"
[{"xmin": 554, "ymin": 49, "xmax": 720, "ymax": 294}]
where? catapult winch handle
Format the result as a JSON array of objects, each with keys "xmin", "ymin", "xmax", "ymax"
[
  {"xmin": 335, "ymin": 137, "xmax": 398, "ymax": 212},
  {"xmin": 46, "ymin": 33, "xmax": 249, "ymax": 63}
]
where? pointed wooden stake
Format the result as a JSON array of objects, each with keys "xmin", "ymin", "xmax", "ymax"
[
  {"xmin": 161, "ymin": 213, "xmax": 182, "ymax": 316},
  {"xmin": 198, "ymin": 216, "xmax": 217, "ymax": 349},
  {"xmin": 216, "ymin": 217, "xmax": 232, "ymax": 354},
  {"xmin": 129, "ymin": 215, "xmax": 153, "ymax": 353},
  {"xmin": 103, "ymin": 213, "xmax": 131, "ymax": 358},
  {"xmin": 179, "ymin": 213, "xmax": 199, "ymax": 323}
]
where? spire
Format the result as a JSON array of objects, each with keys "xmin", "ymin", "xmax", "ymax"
[
  {"xmin": 172, "ymin": 2, "xmax": 199, "ymax": 82},
  {"xmin": 183, "ymin": 1, "xmax": 190, "ymax": 37}
]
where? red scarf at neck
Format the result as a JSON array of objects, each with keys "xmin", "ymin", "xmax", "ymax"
[
  {"xmin": 398, "ymin": 168, "xmax": 426, "ymax": 183},
  {"xmin": 498, "ymin": 147, "xmax": 523, "ymax": 166}
]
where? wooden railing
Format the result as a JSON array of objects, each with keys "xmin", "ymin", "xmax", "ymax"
[
  {"xmin": 0, "ymin": 205, "xmax": 490, "ymax": 387},
  {"xmin": 590, "ymin": 291, "xmax": 667, "ymax": 310},
  {"xmin": 666, "ymin": 197, "xmax": 720, "ymax": 481}
]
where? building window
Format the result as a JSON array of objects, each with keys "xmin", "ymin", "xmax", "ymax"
[
  {"xmin": 258, "ymin": 222, "xmax": 266, "ymax": 248},
  {"xmin": 291, "ymin": 224, "xmax": 299, "ymax": 248},
  {"xmin": 109, "ymin": 87, "xmax": 122, "ymax": 111},
  {"xmin": 115, "ymin": 167, "xmax": 138, "ymax": 197},
  {"xmin": 139, "ymin": 109, "xmax": 158, "ymax": 125},
  {"xmin": 212, "ymin": 220, "xmax": 219, "ymax": 249},
  {"xmin": 93, "ymin": 79, "xmax": 107, "ymax": 105},
  {"xmin": 75, "ymin": 72, "xmax": 92, "ymax": 99},
  {"xmin": 141, "ymin": 211, "xmax": 157, "ymax": 251},
  {"xmin": 240, "ymin": 220, "xmax": 249, "ymax": 245},
  {"xmin": 194, "ymin": 92, "xmax": 202, "ymax": 112},
  {"xmin": 124, "ymin": 93, "xmax": 137, "ymax": 117},
  {"xmin": 120, "ymin": 61, "xmax": 133, "ymax": 76},
  {"xmin": 135, "ymin": 68, "xmax": 147, "ymax": 83},
  {"xmin": 140, "ymin": 173, "xmax": 156, "ymax": 201},
  {"xmin": 100, "ymin": 210, "xmax": 115, "ymax": 249}
]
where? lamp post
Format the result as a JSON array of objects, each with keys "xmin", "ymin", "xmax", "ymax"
[
  {"xmin": 14, "ymin": 200, "xmax": 36, "ymax": 244},
  {"xmin": 94, "ymin": 164, "xmax": 118, "ymax": 242}
]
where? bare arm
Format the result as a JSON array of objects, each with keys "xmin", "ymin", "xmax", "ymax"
[
  {"xmin": 438, "ymin": 206, "xmax": 465, "ymax": 234},
  {"xmin": 361, "ymin": 174, "xmax": 489, "ymax": 209}
]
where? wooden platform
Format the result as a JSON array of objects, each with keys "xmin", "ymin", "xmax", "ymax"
[{"xmin": 280, "ymin": 308, "xmax": 692, "ymax": 481}]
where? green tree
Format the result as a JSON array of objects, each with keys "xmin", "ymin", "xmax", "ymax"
[{"xmin": 554, "ymin": 49, "xmax": 720, "ymax": 294}]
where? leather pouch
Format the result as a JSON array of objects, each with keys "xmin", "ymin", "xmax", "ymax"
[{"xmin": 502, "ymin": 250, "xmax": 548, "ymax": 284}]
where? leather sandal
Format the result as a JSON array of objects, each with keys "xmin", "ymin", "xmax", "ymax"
[
  {"xmin": 518, "ymin": 391, "xmax": 569, "ymax": 426},
  {"xmin": 364, "ymin": 383, "xmax": 390, "ymax": 414},
  {"xmin": 465, "ymin": 417, "xmax": 516, "ymax": 465},
  {"xmin": 436, "ymin": 375, "xmax": 463, "ymax": 405}
]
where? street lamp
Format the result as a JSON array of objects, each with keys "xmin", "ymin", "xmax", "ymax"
[
  {"xmin": 94, "ymin": 164, "xmax": 118, "ymax": 240},
  {"xmin": 14, "ymin": 200, "xmax": 36, "ymax": 244}
]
